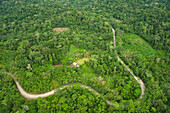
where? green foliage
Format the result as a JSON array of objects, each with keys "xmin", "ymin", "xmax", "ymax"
[{"xmin": 0, "ymin": 0, "xmax": 169, "ymax": 112}]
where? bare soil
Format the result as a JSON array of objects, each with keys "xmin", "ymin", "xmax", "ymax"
[{"xmin": 52, "ymin": 28, "xmax": 69, "ymax": 33}]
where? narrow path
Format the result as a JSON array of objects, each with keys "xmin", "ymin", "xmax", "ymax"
[{"xmin": 111, "ymin": 27, "xmax": 145, "ymax": 98}]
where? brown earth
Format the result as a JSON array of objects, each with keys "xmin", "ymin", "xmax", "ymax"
[
  {"xmin": 52, "ymin": 28, "xmax": 69, "ymax": 33},
  {"xmin": 116, "ymin": 19, "xmax": 121, "ymax": 23}
]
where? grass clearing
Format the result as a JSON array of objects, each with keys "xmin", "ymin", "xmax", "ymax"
[
  {"xmin": 118, "ymin": 33, "xmax": 157, "ymax": 58},
  {"xmin": 76, "ymin": 58, "xmax": 89, "ymax": 65},
  {"xmin": 64, "ymin": 45, "xmax": 88, "ymax": 61},
  {"xmin": 65, "ymin": 45, "xmax": 77, "ymax": 61}
]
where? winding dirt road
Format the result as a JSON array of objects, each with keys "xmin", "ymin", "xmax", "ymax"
[
  {"xmin": 3, "ymin": 25, "xmax": 145, "ymax": 106},
  {"xmin": 4, "ymin": 72, "xmax": 117, "ymax": 106},
  {"xmin": 111, "ymin": 27, "xmax": 145, "ymax": 98}
]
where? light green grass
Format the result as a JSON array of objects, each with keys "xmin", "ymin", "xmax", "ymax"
[
  {"xmin": 64, "ymin": 45, "xmax": 88, "ymax": 62},
  {"xmin": 64, "ymin": 45, "xmax": 77, "ymax": 61},
  {"xmin": 117, "ymin": 33, "xmax": 157, "ymax": 58},
  {"xmin": 76, "ymin": 58, "xmax": 89, "ymax": 65}
]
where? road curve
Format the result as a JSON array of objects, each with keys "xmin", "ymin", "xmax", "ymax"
[{"xmin": 4, "ymin": 72, "xmax": 117, "ymax": 106}]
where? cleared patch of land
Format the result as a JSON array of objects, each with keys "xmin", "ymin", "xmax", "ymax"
[
  {"xmin": 116, "ymin": 19, "xmax": 121, "ymax": 23},
  {"xmin": 76, "ymin": 58, "xmax": 89, "ymax": 65},
  {"xmin": 117, "ymin": 33, "xmax": 157, "ymax": 58},
  {"xmin": 52, "ymin": 28, "xmax": 69, "ymax": 33},
  {"xmin": 64, "ymin": 45, "xmax": 88, "ymax": 61}
]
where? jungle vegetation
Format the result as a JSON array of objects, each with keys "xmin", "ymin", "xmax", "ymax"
[{"xmin": 0, "ymin": 0, "xmax": 169, "ymax": 112}]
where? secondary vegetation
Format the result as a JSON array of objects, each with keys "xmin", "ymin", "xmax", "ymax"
[{"xmin": 0, "ymin": 0, "xmax": 169, "ymax": 112}]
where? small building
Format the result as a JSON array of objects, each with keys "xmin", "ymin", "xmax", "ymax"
[{"xmin": 73, "ymin": 62, "xmax": 80, "ymax": 68}]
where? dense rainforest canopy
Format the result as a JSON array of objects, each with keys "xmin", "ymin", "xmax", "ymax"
[{"xmin": 0, "ymin": 0, "xmax": 169, "ymax": 112}]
